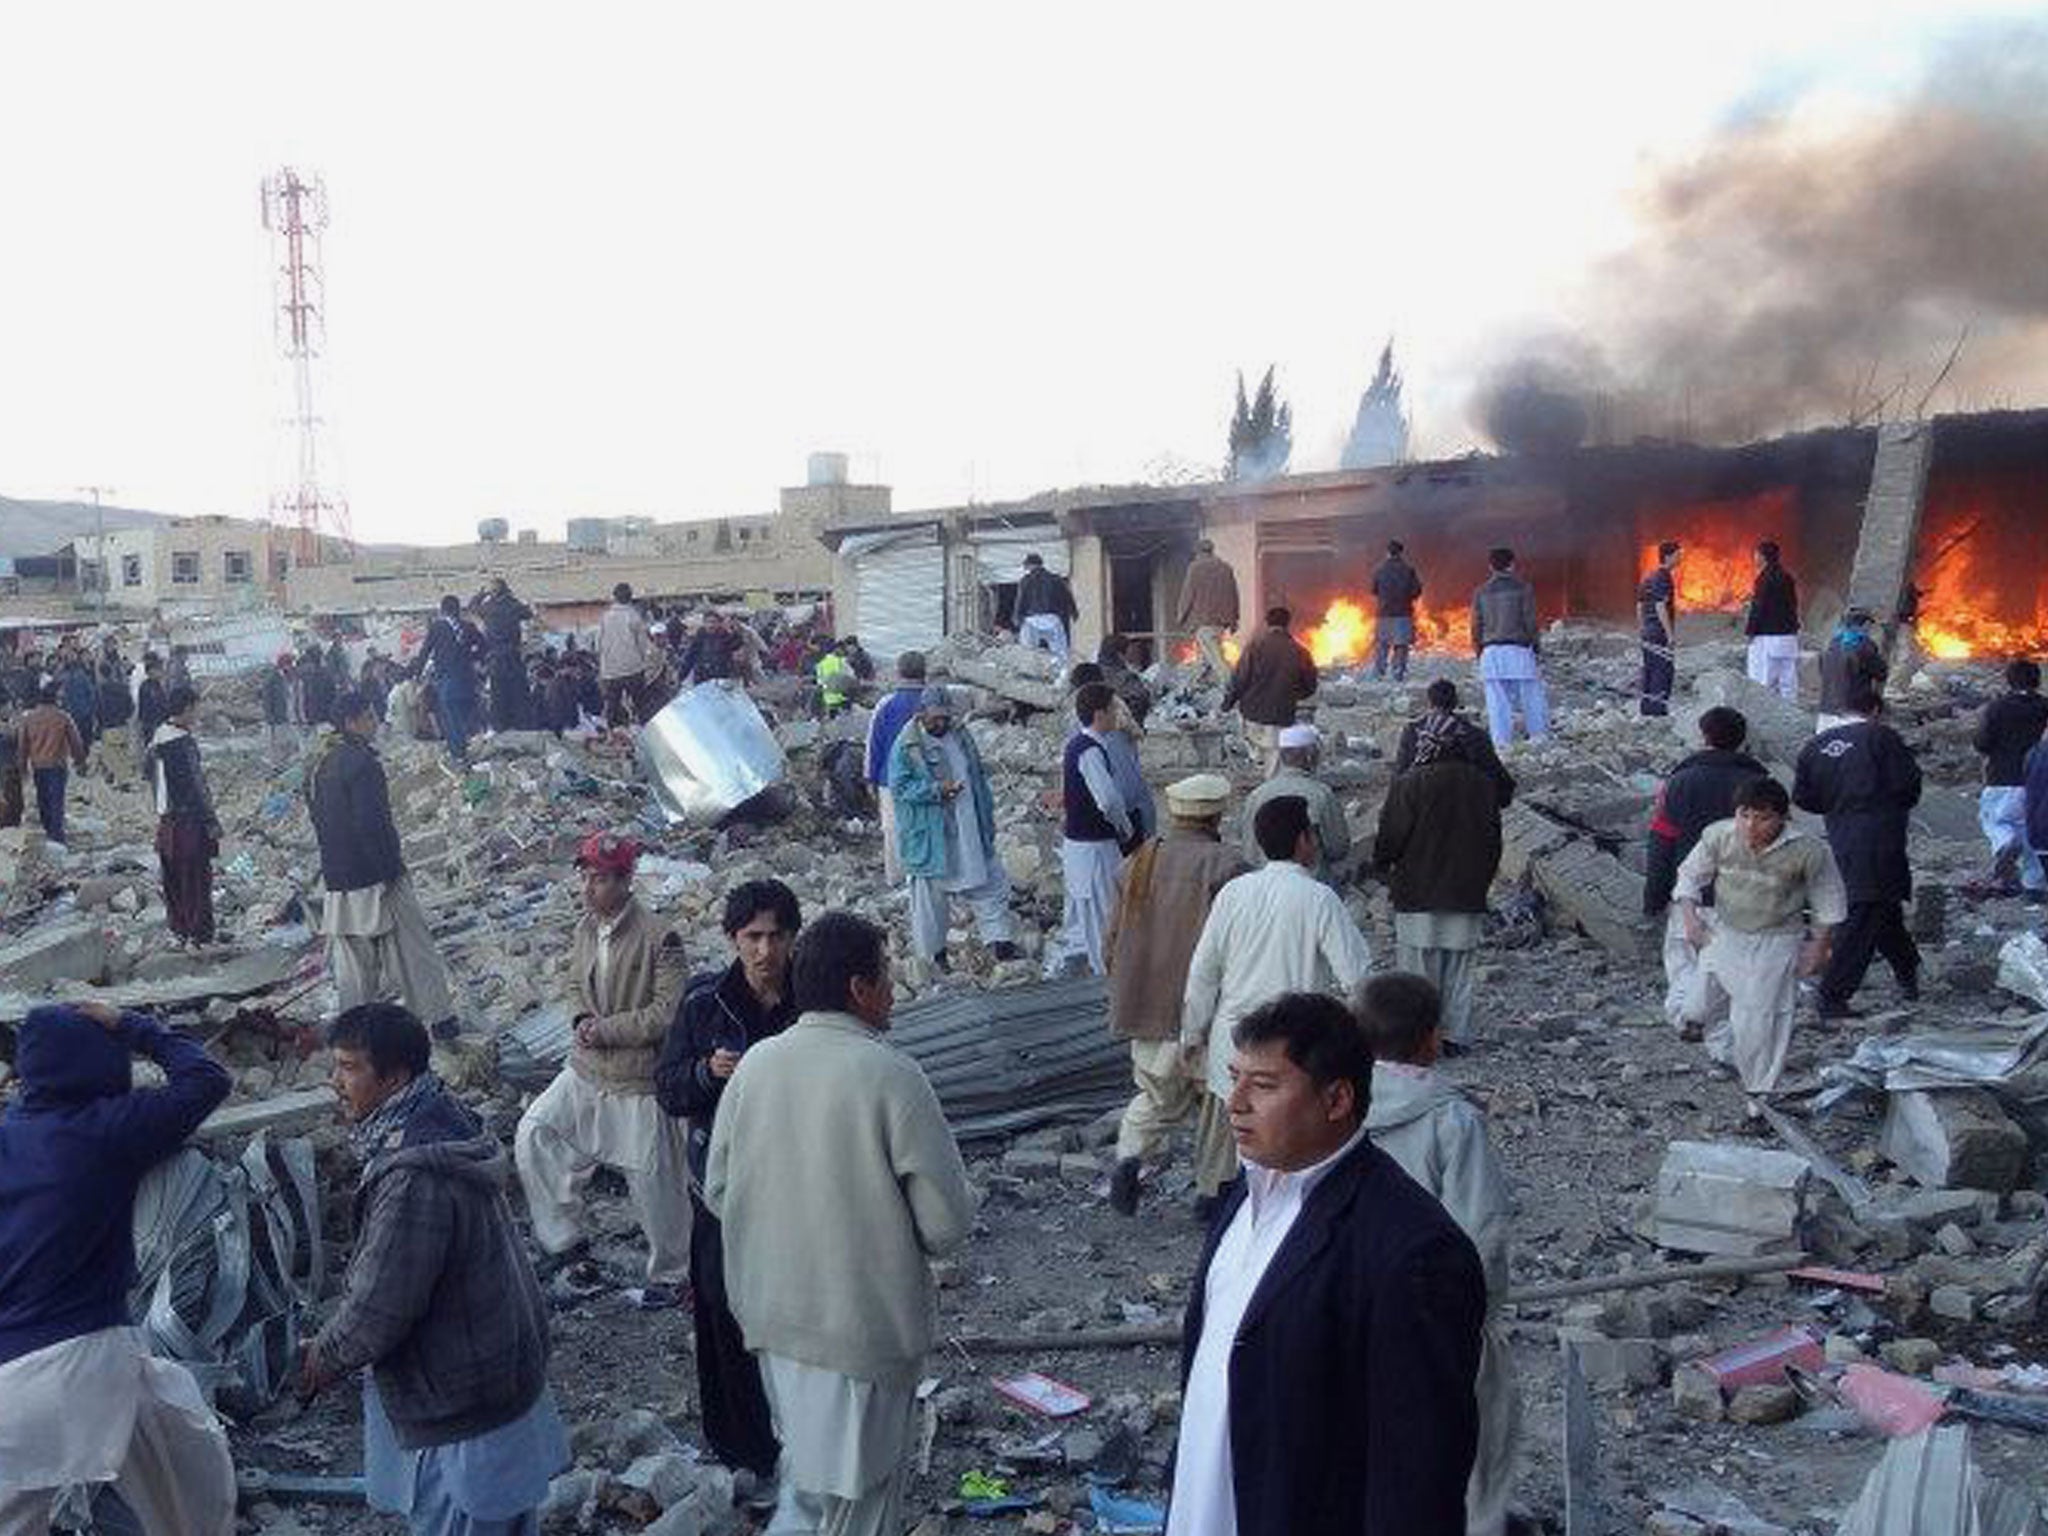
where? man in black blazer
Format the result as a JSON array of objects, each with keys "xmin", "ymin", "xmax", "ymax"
[{"xmin": 1168, "ymin": 991, "xmax": 1486, "ymax": 1536}]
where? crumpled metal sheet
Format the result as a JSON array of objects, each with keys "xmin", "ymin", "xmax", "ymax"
[
  {"xmin": 635, "ymin": 680, "xmax": 788, "ymax": 826},
  {"xmin": 497, "ymin": 1001, "xmax": 575, "ymax": 1092},
  {"xmin": 1816, "ymin": 1016, "xmax": 2048, "ymax": 1111},
  {"xmin": 1835, "ymin": 1424, "xmax": 2043, "ymax": 1536},
  {"xmin": 1997, "ymin": 932, "xmax": 2048, "ymax": 1011},
  {"xmin": 128, "ymin": 1131, "xmax": 320, "ymax": 1419}
]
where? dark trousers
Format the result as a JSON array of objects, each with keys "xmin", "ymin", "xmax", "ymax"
[
  {"xmin": 32, "ymin": 766, "xmax": 67, "ymax": 842},
  {"xmin": 688, "ymin": 1195, "xmax": 779, "ymax": 1478},
  {"xmin": 1640, "ymin": 631, "xmax": 1673, "ymax": 716},
  {"xmin": 155, "ymin": 816, "xmax": 217, "ymax": 943},
  {"xmin": 1820, "ymin": 899, "xmax": 1919, "ymax": 1009},
  {"xmin": 434, "ymin": 679, "xmax": 477, "ymax": 761},
  {"xmin": 601, "ymin": 672, "xmax": 653, "ymax": 728},
  {"xmin": 486, "ymin": 653, "xmax": 530, "ymax": 731}
]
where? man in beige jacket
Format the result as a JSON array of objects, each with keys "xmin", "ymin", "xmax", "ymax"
[
  {"xmin": 707, "ymin": 911, "xmax": 973, "ymax": 1536},
  {"xmin": 515, "ymin": 830, "xmax": 692, "ymax": 1306},
  {"xmin": 1175, "ymin": 539, "xmax": 1240, "ymax": 686}
]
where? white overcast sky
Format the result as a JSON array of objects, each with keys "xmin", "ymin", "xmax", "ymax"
[{"xmin": 0, "ymin": 1, "xmax": 2025, "ymax": 545}]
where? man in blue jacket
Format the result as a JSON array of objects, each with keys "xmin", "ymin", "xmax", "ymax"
[
  {"xmin": 0, "ymin": 1001, "xmax": 236, "ymax": 1533},
  {"xmin": 1168, "ymin": 991, "xmax": 1484, "ymax": 1536},
  {"xmin": 888, "ymin": 687, "xmax": 1022, "ymax": 974},
  {"xmin": 654, "ymin": 880, "xmax": 803, "ymax": 1495},
  {"xmin": 863, "ymin": 652, "xmax": 927, "ymax": 885}
]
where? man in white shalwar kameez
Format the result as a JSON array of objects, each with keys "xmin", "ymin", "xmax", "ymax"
[
  {"xmin": 707, "ymin": 913, "xmax": 975, "ymax": 1536},
  {"xmin": 1045, "ymin": 683, "xmax": 1136, "ymax": 978},
  {"xmin": 1181, "ymin": 794, "xmax": 1372, "ymax": 1208},
  {"xmin": 1359, "ymin": 973, "xmax": 1523, "ymax": 1536},
  {"xmin": 888, "ymin": 689, "xmax": 1020, "ymax": 973}
]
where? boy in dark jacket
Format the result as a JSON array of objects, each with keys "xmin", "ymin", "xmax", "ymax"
[
  {"xmin": 1794, "ymin": 686, "xmax": 1923, "ymax": 1017},
  {"xmin": 145, "ymin": 684, "xmax": 220, "ymax": 947},
  {"xmin": 1222, "ymin": 607, "xmax": 1319, "ymax": 774},
  {"xmin": 0, "ymin": 1002, "xmax": 235, "ymax": 1533},
  {"xmin": 301, "ymin": 1003, "xmax": 566, "ymax": 1531},
  {"xmin": 1646, "ymin": 707, "xmax": 1767, "ymax": 1028},
  {"xmin": 1973, "ymin": 659, "xmax": 2048, "ymax": 895},
  {"xmin": 653, "ymin": 880, "xmax": 803, "ymax": 1489}
]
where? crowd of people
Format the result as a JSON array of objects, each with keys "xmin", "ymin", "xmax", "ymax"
[{"xmin": 7, "ymin": 534, "xmax": 2048, "ymax": 1536}]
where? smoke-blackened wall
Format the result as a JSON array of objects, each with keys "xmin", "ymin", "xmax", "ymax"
[{"xmin": 1474, "ymin": 21, "xmax": 2048, "ymax": 453}]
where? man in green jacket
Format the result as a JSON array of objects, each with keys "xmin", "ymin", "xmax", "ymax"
[
  {"xmin": 887, "ymin": 687, "xmax": 1022, "ymax": 973},
  {"xmin": 707, "ymin": 912, "xmax": 974, "ymax": 1536}
]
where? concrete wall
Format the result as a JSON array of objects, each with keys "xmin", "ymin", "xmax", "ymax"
[
  {"xmin": 1069, "ymin": 532, "xmax": 1106, "ymax": 660},
  {"xmin": 97, "ymin": 519, "xmax": 278, "ymax": 611}
]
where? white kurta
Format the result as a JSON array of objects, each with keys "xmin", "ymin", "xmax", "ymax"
[
  {"xmin": 1045, "ymin": 731, "xmax": 1133, "ymax": 978},
  {"xmin": 1182, "ymin": 861, "xmax": 1374, "ymax": 1099},
  {"xmin": 759, "ymin": 1353, "xmax": 916, "ymax": 1536},
  {"xmin": 1167, "ymin": 1125, "xmax": 1367, "ymax": 1536}
]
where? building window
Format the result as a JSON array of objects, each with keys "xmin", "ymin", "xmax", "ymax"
[
  {"xmin": 171, "ymin": 551, "xmax": 201, "ymax": 585},
  {"xmin": 270, "ymin": 550, "xmax": 291, "ymax": 582},
  {"xmin": 224, "ymin": 550, "xmax": 253, "ymax": 584},
  {"xmin": 121, "ymin": 554, "xmax": 142, "ymax": 587},
  {"xmin": 685, "ymin": 529, "xmax": 699, "ymax": 544},
  {"xmin": 738, "ymin": 527, "xmax": 752, "ymax": 542}
]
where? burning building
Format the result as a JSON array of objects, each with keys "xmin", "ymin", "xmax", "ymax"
[{"xmin": 824, "ymin": 407, "xmax": 2048, "ymax": 672}]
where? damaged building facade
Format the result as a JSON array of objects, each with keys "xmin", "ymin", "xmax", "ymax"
[{"xmin": 826, "ymin": 407, "xmax": 2048, "ymax": 669}]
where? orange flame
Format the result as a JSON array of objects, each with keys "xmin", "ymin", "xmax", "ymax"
[
  {"xmin": 1173, "ymin": 636, "xmax": 1243, "ymax": 666},
  {"xmin": 1638, "ymin": 488, "xmax": 1795, "ymax": 614},
  {"xmin": 1915, "ymin": 530, "xmax": 2048, "ymax": 660},
  {"xmin": 1301, "ymin": 598, "xmax": 1473, "ymax": 666}
]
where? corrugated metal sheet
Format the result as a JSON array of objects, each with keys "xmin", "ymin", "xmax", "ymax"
[
  {"xmin": 969, "ymin": 523, "xmax": 1070, "ymax": 583},
  {"xmin": 852, "ymin": 530, "xmax": 946, "ymax": 664},
  {"xmin": 1836, "ymin": 1424, "xmax": 2043, "ymax": 1536}
]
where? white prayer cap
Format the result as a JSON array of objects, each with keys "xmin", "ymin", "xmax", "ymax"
[
  {"xmin": 1276, "ymin": 724, "xmax": 1320, "ymax": 750},
  {"xmin": 1165, "ymin": 774, "xmax": 1232, "ymax": 816}
]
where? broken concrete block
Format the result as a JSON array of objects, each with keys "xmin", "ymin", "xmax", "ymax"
[
  {"xmin": 1928, "ymin": 1284, "xmax": 1977, "ymax": 1323},
  {"xmin": 0, "ymin": 919, "xmax": 110, "ymax": 989},
  {"xmin": 1879, "ymin": 1337, "xmax": 1942, "ymax": 1375},
  {"xmin": 1934, "ymin": 1222, "xmax": 1978, "ymax": 1257},
  {"xmin": 1727, "ymin": 1381, "xmax": 1801, "ymax": 1425},
  {"xmin": 1825, "ymin": 1334, "xmax": 1868, "ymax": 1365},
  {"xmin": 194, "ymin": 1088, "xmax": 337, "ymax": 1144},
  {"xmin": 1688, "ymin": 668, "xmax": 1815, "ymax": 764},
  {"xmin": 1671, "ymin": 1365, "xmax": 1724, "ymax": 1422},
  {"xmin": 1498, "ymin": 804, "xmax": 1653, "ymax": 959},
  {"xmin": 1001, "ymin": 1147, "xmax": 1063, "ymax": 1178},
  {"xmin": 0, "ymin": 826, "xmax": 46, "ymax": 896},
  {"xmin": 1557, "ymin": 1328, "xmax": 1665, "ymax": 1389},
  {"xmin": 1881, "ymin": 1089, "xmax": 2029, "ymax": 1193},
  {"xmin": 1649, "ymin": 1141, "xmax": 1809, "ymax": 1256}
]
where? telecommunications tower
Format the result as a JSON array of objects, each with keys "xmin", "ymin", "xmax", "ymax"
[{"xmin": 261, "ymin": 167, "xmax": 352, "ymax": 561}]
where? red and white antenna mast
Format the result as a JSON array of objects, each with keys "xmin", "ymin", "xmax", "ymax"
[{"xmin": 262, "ymin": 167, "xmax": 352, "ymax": 562}]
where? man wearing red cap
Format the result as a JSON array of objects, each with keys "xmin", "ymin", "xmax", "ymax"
[{"xmin": 515, "ymin": 830, "xmax": 692, "ymax": 1307}]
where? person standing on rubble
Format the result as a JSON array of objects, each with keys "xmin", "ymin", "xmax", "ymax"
[
  {"xmin": 706, "ymin": 911, "xmax": 975, "ymax": 1536},
  {"xmin": 1470, "ymin": 547, "xmax": 1549, "ymax": 748},
  {"xmin": 1644, "ymin": 707, "xmax": 1766, "ymax": 1029},
  {"xmin": 1095, "ymin": 634, "xmax": 1154, "ymax": 726},
  {"xmin": 263, "ymin": 653, "xmax": 295, "ymax": 758},
  {"xmin": 1182, "ymin": 795, "xmax": 1373, "ymax": 1213},
  {"xmin": 58, "ymin": 650, "xmax": 100, "ymax": 761},
  {"xmin": 146, "ymin": 685, "xmax": 221, "ymax": 949},
  {"xmin": 410, "ymin": 597, "xmax": 486, "ymax": 762},
  {"xmin": 1240, "ymin": 723, "xmax": 1351, "ymax": 885},
  {"xmin": 515, "ymin": 831, "xmax": 692, "ymax": 1309},
  {"xmin": 1742, "ymin": 541, "xmax": 1801, "ymax": 701},
  {"xmin": 0, "ymin": 1001, "xmax": 236, "ymax": 1536},
  {"xmin": 1167, "ymin": 990, "xmax": 1485, "ymax": 1536},
  {"xmin": 1373, "ymin": 712, "xmax": 1504, "ymax": 1056},
  {"xmin": 95, "ymin": 643, "xmax": 135, "ymax": 782},
  {"xmin": 19, "ymin": 681, "xmax": 87, "ymax": 844},
  {"xmin": 1794, "ymin": 686, "xmax": 1923, "ymax": 1019},
  {"xmin": 1638, "ymin": 540, "xmax": 1681, "ymax": 717},
  {"xmin": 311, "ymin": 692, "xmax": 463, "ymax": 1042},
  {"xmin": 1395, "ymin": 679, "xmax": 1517, "ymax": 806},
  {"xmin": 890, "ymin": 686, "xmax": 1022, "ymax": 973},
  {"xmin": 134, "ymin": 653, "xmax": 169, "ymax": 786},
  {"xmin": 1816, "ymin": 606, "xmax": 1888, "ymax": 734},
  {"xmin": 1176, "ymin": 538, "xmax": 1241, "ymax": 686},
  {"xmin": 1673, "ymin": 777, "xmax": 1848, "ymax": 1112},
  {"xmin": 864, "ymin": 651, "xmax": 927, "ymax": 886},
  {"xmin": 1370, "ymin": 539, "xmax": 1425, "ymax": 682},
  {"xmin": 1222, "ymin": 606, "xmax": 1318, "ymax": 776},
  {"xmin": 675, "ymin": 608, "xmax": 745, "ymax": 688},
  {"xmin": 476, "ymin": 575, "xmax": 535, "ymax": 733},
  {"xmin": 653, "ymin": 880, "xmax": 803, "ymax": 1497},
  {"xmin": 1973, "ymin": 659, "xmax": 2048, "ymax": 898},
  {"xmin": 1104, "ymin": 773, "xmax": 1246, "ymax": 1218},
  {"xmin": 597, "ymin": 582, "xmax": 656, "ymax": 726},
  {"xmin": 1047, "ymin": 682, "xmax": 1141, "ymax": 979},
  {"xmin": 1014, "ymin": 552, "xmax": 1079, "ymax": 663},
  {"xmin": 300, "ymin": 642, "xmax": 340, "ymax": 732},
  {"xmin": 1066, "ymin": 662, "xmax": 1155, "ymax": 841},
  {"xmin": 300, "ymin": 1002, "xmax": 568, "ymax": 1536},
  {"xmin": 1357, "ymin": 974, "xmax": 1522, "ymax": 1536},
  {"xmin": 816, "ymin": 636, "xmax": 858, "ymax": 718}
]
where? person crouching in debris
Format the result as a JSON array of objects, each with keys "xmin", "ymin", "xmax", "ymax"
[
  {"xmin": 1181, "ymin": 796, "xmax": 1373, "ymax": 1216},
  {"xmin": 888, "ymin": 686, "xmax": 1022, "ymax": 975},
  {"xmin": 1373, "ymin": 710, "xmax": 1504, "ymax": 1056},
  {"xmin": 301, "ymin": 1003, "xmax": 568, "ymax": 1536},
  {"xmin": 706, "ymin": 911, "xmax": 975, "ymax": 1536},
  {"xmin": 1644, "ymin": 707, "xmax": 1765, "ymax": 1030},
  {"xmin": 1673, "ymin": 776, "xmax": 1848, "ymax": 1115},
  {"xmin": 1166, "ymin": 992, "xmax": 1485, "ymax": 1536},
  {"xmin": 514, "ymin": 831, "xmax": 692, "ymax": 1308},
  {"xmin": 1104, "ymin": 773, "xmax": 1246, "ymax": 1217},
  {"xmin": 1045, "ymin": 682, "xmax": 1141, "ymax": 978},
  {"xmin": 146, "ymin": 684, "xmax": 221, "ymax": 949},
  {"xmin": 311, "ymin": 691, "xmax": 463, "ymax": 1041},
  {"xmin": 0, "ymin": 1001, "xmax": 235, "ymax": 1535},
  {"xmin": 653, "ymin": 880, "xmax": 803, "ymax": 1501},
  {"xmin": 1358, "ymin": 974, "xmax": 1523, "ymax": 1536}
]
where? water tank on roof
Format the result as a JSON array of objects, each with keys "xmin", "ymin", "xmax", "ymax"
[
  {"xmin": 567, "ymin": 517, "xmax": 610, "ymax": 553},
  {"xmin": 477, "ymin": 517, "xmax": 510, "ymax": 543},
  {"xmin": 807, "ymin": 452, "xmax": 850, "ymax": 487},
  {"xmin": 516, "ymin": 529, "xmax": 539, "ymax": 545}
]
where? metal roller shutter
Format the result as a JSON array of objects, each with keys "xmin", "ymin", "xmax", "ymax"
[
  {"xmin": 849, "ymin": 530, "xmax": 947, "ymax": 663},
  {"xmin": 970, "ymin": 524, "xmax": 1069, "ymax": 584}
]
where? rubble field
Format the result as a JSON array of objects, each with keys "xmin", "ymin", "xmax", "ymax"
[{"xmin": 4, "ymin": 618, "xmax": 2047, "ymax": 1535}]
